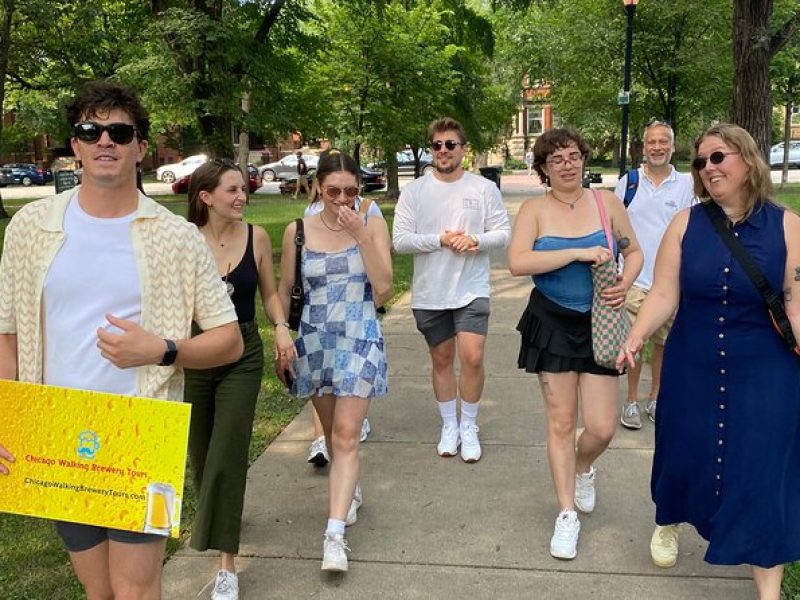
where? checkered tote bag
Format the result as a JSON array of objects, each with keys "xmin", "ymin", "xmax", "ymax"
[{"xmin": 590, "ymin": 190, "xmax": 630, "ymax": 369}]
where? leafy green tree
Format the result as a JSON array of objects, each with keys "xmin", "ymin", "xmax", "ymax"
[{"xmin": 771, "ymin": 37, "xmax": 800, "ymax": 186}]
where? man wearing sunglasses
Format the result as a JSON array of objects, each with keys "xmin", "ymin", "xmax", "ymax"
[
  {"xmin": 393, "ymin": 117, "xmax": 510, "ymax": 464},
  {"xmin": 0, "ymin": 80, "xmax": 243, "ymax": 599},
  {"xmin": 615, "ymin": 121, "xmax": 695, "ymax": 432}
]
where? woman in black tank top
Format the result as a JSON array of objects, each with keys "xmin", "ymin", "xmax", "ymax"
[{"xmin": 184, "ymin": 159, "xmax": 294, "ymax": 598}]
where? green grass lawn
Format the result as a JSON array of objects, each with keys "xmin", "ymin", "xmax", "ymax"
[
  {"xmin": 0, "ymin": 187, "xmax": 798, "ymax": 598},
  {"xmin": 0, "ymin": 191, "xmax": 412, "ymax": 599}
]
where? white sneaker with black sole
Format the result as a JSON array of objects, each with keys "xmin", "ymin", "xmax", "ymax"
[{"xmin": 307, "ymin": 436, "xmax": 329, "ymax": 467}]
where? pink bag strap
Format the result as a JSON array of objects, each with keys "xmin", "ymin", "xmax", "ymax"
[{"xmin": 592, "ymin": 189, "xmax": 614, "ymax": 252}]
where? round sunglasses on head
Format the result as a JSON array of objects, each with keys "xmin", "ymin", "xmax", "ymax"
[
  {"xmin": 692, "ymin": 151, "xmax": 739, "ymax": 171},
  {"xmin": 72, "ymin": 121, "xmax": 138, "ymax": 145}
]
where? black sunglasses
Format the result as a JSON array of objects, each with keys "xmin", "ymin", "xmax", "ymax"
[
  {"xmin": 431, "ymin": 140, "xmax": 463, "ymax": 151},
  {"xmin": 72, "ymin": 121, "xmax": 138, "ymax": 145},
  {"xmin": 692, "ymin": 151, "xmax": 739, "ymax": 171}
]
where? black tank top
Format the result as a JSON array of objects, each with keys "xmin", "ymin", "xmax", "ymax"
[{"xmin": 224, "ymin": 224, "xmax": 259, "ymax": 323}]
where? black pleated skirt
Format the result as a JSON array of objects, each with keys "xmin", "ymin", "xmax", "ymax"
[{"xmin": 516, "ymin": 287, "xmax": 618, "ymax": 376}]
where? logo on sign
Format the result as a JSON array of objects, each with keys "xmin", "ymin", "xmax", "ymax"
[{"xmin": 77, "ymin": 430, "xmax": 101, "ymax": 460}]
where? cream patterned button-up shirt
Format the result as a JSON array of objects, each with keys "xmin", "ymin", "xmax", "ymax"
[{"xmin": 0, "ymin": 188, "xmax": 237, "ymax": 401}]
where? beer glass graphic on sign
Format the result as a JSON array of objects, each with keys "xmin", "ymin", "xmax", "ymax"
[{"xmin": 144, "ymin": 483, "xmax": 175, "ymax": 535}]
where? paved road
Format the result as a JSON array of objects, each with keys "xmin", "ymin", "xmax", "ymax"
[{"xmin": 162, "ymin": 193, "xmax": 753, "ymax": 599}]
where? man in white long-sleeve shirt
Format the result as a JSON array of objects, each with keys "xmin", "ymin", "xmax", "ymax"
[{"xmin": 393, "ymin": 117, "xmax": 510, "ymax": 463}]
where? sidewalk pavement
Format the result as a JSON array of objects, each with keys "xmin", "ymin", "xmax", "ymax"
[{"xmin": 163, "ymin": 194, "xmax": 753, "ymax": 599}]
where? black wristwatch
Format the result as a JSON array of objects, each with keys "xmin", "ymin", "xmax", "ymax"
[{"xmin": 158, "ymin": 339, "xmax": 178, "ymax": 366}]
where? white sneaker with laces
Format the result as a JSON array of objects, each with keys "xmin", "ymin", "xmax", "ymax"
[
  {"xmin": 621, "ymin": 401, "xmax": 642, "ymax": 429},
  {"xmin": 212, "ymin": 570, "xmax": 239, "ymax": 600},
  {"xmin": 574, "ymin": 466, "xmax": 596, "ymax": 513},
  {"xmin": 646, "ymin": 399, "xmax": 657, "ymax": 423},
  {"xmin": 459, "ymin": 423, "xmax": 482, "ymax": 463},
  {"xmin": 550, "ymin": 509, "xmax": 580, "ymax": 560},
  {"xmin": 437, "ymin": 422, "xmax": 460, "ymax": 457},
  {"xmin": 307, "ymin": 436, "xmax": 329, "ymax": 467},
  {"xmin": 359, "ymin": 418, "xmax": 371, "ymax": 442},
  {"xmin": 345, "ymin": 482, "xmax": 362, "ymax": 526},
  {"xmin": 321, "ymin": 533, "xmax": 350, "ymax": 572},
  {"xmin": 650, "ymin": 524, "xmax": 680, "ymax": 567}
]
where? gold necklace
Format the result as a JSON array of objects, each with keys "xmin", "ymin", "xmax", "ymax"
[
  {"xmin": 549, "ymin": 189, "xmax": 583, "ymax": 210},
  {"xmin": 319, "ymin": 212, "xmax": 343, "ymax": 232}
]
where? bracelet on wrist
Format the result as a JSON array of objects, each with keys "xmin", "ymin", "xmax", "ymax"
[{"xmin": 274, "ymin": 322, "xmax": 291, "ymax": 329}]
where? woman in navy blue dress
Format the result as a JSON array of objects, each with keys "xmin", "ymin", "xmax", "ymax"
[{"xmin": 618, "ymin": 124, "xmax": 800, "ymax": 599}]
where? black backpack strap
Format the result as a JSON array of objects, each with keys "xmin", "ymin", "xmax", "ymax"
[
  {"xmin": 702, "ymin": 201, "xmax": 798, "ymax": 354},
  {"xmin": 293, "ymin": 218, "xmax": 304, "ymax": 289}
]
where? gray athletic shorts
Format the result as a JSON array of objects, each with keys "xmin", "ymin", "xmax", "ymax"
[
  {"xmin": 412, "ymin": 297, "xmax": 490, "ymax": 348},
  {"xmin": 55, "ymin": 521, "xmax": 164, "ymax": 553}
]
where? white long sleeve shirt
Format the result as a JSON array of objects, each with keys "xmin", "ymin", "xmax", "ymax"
[{"xmin": 393, "ymin": 172, "xmax": 510, "ymax": 309}]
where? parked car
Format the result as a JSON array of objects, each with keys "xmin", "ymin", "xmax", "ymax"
[
  {"xmin": 171, "ymin": 165, "xmax": 261, "ymax": 194},
  {"xmin": 370, "ymin": 149, "xmax": 434, "ymax": 177},
  {"xmin": 769, "ymin": 141, "xmax": 800, "ymax": 168},
  {"xmin": 360, "ymin": 166, "xmax": 386, "ymax": 192},
  {"xmin": 0, "ymin": 163, "xmax": 53, "ymax": 186},
  {"xmin": 259, "ymin": 154, "xmax": 318, "ymax": 183},
  {"xmin": 156, "ymin": 154, "xmax": 208, "ymax": 183}
]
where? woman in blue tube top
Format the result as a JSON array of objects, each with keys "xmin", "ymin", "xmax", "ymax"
[{"xmin": 507, "ymin": 128, "xmax": 643, "ymax": 560}]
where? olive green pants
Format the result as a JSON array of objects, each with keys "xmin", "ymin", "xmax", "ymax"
[{"xmin": 184, "ymin": 321, "xmax": 264, "ymax": 554}]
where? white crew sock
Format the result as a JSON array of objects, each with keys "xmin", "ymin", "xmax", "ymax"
[
  {"xmin": 460, "ymin": 399, "xmax": 480, "ymax": 428},
  {"xmin": 326, "ymin": 518, "xmax": 346, "ymax": 537},
  {"xmin": 437, "ymin": 398, "xmax": 458, "ymax": 428}
]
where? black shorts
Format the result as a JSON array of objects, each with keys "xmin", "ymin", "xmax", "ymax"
[
  {"xmin": 412, "ymin": 298, "xmax": 490, "ymax": 348},
  {"xmin": 55, "ymin": 521, "xmax": 164, "ymax": 553}
]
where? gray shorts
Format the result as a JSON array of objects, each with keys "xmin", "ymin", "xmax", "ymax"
[
  {"xmin": 412, "ymin": 298, "xmax": 490, "ymax": 348},
  {"xmin": 55, "ymin": 521, "xmax": 164, "ymax": 553}
]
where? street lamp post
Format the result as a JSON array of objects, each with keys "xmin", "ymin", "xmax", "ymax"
[{"xmin": 618, "ymin": 0, "xmax": 639, "ymax": 178}]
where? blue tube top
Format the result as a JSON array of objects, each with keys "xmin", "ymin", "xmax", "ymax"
[{"xmin": 532, "ymin": 230, "xmax": 614, "ymax": 312}]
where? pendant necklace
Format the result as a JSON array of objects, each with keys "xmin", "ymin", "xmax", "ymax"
[
  {"xmin": 549, "ymin": 190, "xmax": 583, "ymax": 210},
  {"xmin": 320, "ymin": 212, "xmax": 343, "ymax": 232}
]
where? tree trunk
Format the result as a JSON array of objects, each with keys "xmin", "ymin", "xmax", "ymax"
[
  {"xmin": 385, "ymin": 150, "xmax": 399, "ymax": 200},
  {"xmin": 731, "ymin": 0, "xmax": 773, "ymax": 160},
  {"xmin": 0, "ymin": 0, "xmax": 15, "ymax": 219},
  {"xmin": 237, "ymin": 90, "xmax": 251, "ymax": 200}
]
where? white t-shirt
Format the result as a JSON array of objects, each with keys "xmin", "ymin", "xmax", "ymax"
[
  {"xmin": 393, "ymin": 171, "xmax": 511, "ymax": 309},
  {"xmin": 614, "ymin": 166, "xmax": 695, "ymax": 290},
  {"xmin": 43, "ymin": 197, "xmax": 140, "ymax": 395}
]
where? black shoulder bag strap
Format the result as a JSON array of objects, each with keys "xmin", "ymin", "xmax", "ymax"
[
  {"xmin": 702, "ymin": 201, "xmax": 799, "ymax": 356},
  {"xmin": 288, "ymin": 218, "xmax": 305, "ymax": 330}
]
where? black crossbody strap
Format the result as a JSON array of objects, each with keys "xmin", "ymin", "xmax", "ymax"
[
  {"xmin": 702, "ymin": 201, "xmax": 798, "ymax": 353},
  {"xmin": 293, "ymin": 218, "xmax": 305, "ymax": 291}
]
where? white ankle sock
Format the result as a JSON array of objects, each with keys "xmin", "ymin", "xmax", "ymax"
[
  {"xmin": 437, "ymin": 398, "xmax": 458, "ymax": 428},
  {"xmin": 460, "ymin": 399, "xmax": 480, "ymax": 427},
  {"xmin": 326, "ymin": 519, "xmax": 346, "ymax": 536}
]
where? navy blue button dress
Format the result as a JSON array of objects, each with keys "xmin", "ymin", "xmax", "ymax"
[{"xmin": 652, "ymin": 201, "xmax": 800, "ymax": 568}]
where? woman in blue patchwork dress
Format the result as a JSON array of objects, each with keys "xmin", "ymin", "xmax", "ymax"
[{"xmin": 277, "ymin": 150, "xmax": 393, "ymax": 573}]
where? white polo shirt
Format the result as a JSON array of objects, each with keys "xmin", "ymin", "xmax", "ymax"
[{"xmin": 614, "ymin": 166, "xmax": 695, "ymax": 290}]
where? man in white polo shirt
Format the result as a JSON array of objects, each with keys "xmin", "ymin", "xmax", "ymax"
[
  {"xmin": 615, "ymin": 120, "xmax": 695, "ymax": 431},
  {"xmin": 393, "ymin": 117, "xmax": 510, "ymax": 464}
]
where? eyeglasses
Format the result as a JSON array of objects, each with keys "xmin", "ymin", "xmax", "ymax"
[
  {"xmin": 323, "ymin": 185, "xmax": 360, "ymax": 200},
  {"xmin": 72, "ymin": 121, "xmax": 138, "ymax": 145},
  {"xmin": 546, "ymin": 151, "xmax": 584, "ymax": 168},
  {"xmin": 692, "ymin": 151, "xmax": 739, "ymax": 171},
  {"xmin": 431, "ymin": 140, "xmax": 463, "ymax": 151}
]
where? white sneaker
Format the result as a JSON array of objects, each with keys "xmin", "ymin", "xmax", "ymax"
[
  {"xmin": 212, "ymin": 570, "xmax": 239, "ymax": 600},
  {"xmin": 646, "ymin": 399, "xmax": 657, "ymax": 423},
  {"xmin": 345, "ymin": 482, "xmax": 362, "ymax": 526},
  {"xmin": 437, "ymin": 422, "xmax": 460, "ymax": 457},
  {"xmin": 550, "ymin": 509, "xmax": 580, "ymax": 560},
  {"xmin": 621, "ymin": 401, "xmax": 642, "ymax": 429},
  {"xmin": 459, "ymin": 423, "xmax": 482, "ymax": 463},
  {"xmin": 359, "ymin": 418, "xmax": 371, "ymax": 442},
  {"xmin": 574, "ymin": 466, "xmax": 596, "ymax": 513},
  {"xmin": 650, "ymin": 524, "xmax": 680, "ymax": 568},
  {"xmin": 307, "ymin": 436, "xmax": 329, "ymax": 467},
  {"xmin": 321, "ymin": 533, "xmax": 350, "ymax": 572}
]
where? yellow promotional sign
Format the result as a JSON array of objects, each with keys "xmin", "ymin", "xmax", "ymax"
[{"xmin": 0, "ymin": 380, "xmax": 190, "ymax": 538}]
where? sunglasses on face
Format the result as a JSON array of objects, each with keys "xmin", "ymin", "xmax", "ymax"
[
  {"xmin": 72, "ymin": 121, "xmax": 138, "ymax": 145},
  {"xmin": 323, "ymin": 185, "xmax": 360, "ymax": 200},
  {"xmin": 431, "ymin": 140, "xmax": 463, "ymax": 151},
  {"xmin": 692, "ymin": 151, "xmax": 739, "ymax": 171}
]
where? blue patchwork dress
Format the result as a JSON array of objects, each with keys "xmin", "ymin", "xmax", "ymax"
[{"xmin": 293, "ymin": 243, "xmax": 387, "ymax": 399}]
